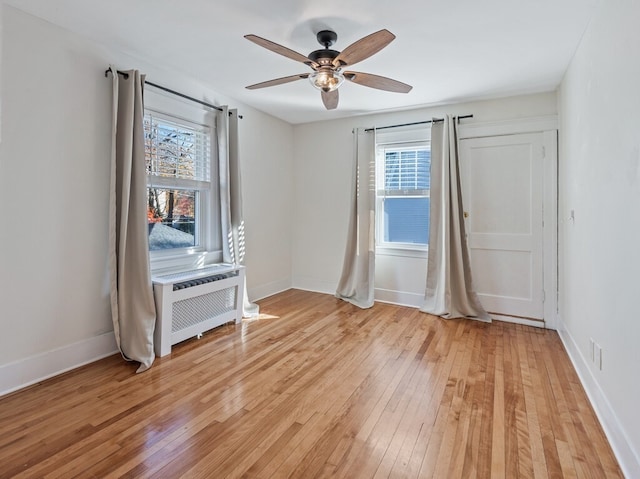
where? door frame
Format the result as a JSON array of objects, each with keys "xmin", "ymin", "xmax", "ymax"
[{"xmin": 459, "ymin": 116, "xmax": 558, "ymax": 330}]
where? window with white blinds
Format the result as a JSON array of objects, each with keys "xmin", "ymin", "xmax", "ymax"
[
  {"xmin": 376, "ymin": 143, "xmax": 431, "ymax": 248},
  {"xmin": 144, "ymin": 111, "xmax": 213, "ymax": 253}
]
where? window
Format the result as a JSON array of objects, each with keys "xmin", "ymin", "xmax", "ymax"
[
  {"xmin": 144, "ymin": 111, "xmax": 212, "ymax": 254},
  {"xmin": 376, "ymin": 142, "xmax": 431, "ymax": 249}
]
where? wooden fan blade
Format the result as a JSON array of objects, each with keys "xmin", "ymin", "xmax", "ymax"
[
  {"xmin": 321, "ymin": 89, "xmax": 339, "ymax": 110},
  {"xmin": 344, "ymin": 71, "xmax": 412, "ymax": 93},
  {"xmin": 246, "ymin": 73, "xmax": 309, "ymax": 90},
  {"xmin": 333, "ymin": 29, "xmax": 395, "ymax": 67},
  {"xmin": 245, "ymin": 34, "xmax": 317, "ymax": 67}
]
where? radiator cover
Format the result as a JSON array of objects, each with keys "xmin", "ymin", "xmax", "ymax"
[{"xmin": 151, "ymin": 264, "xmax": 245, "ymax": 357}]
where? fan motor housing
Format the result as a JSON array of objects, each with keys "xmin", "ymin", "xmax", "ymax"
[{"xmin": 308, "ymin": 49, "xmax": 339, "ymax": 66}]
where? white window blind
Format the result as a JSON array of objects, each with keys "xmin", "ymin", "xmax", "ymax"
[
  {"xmin": 144, "ymin": 113, "xmax": 211, "ymax": 182},
  {"xmin": 382, "ymin": 148, "xmax": 430, "ymax": 194}
]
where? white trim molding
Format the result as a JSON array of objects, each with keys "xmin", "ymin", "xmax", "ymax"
[
  {"xmin": 557, "ymin": 317, "xmax": 640, "ymax": 478},
  {"xmin": 0, "ymin": 332, "xmax": 118, "ymax": 398},
  {"xmin": 541, "ymin": 129, "xmax": 558, "ymax": 330},
  {"xmin": 459, "ymin": 115, "xmax": 558, "ymax": 139},
  {"xmin": 292, "ymin": 276, "xmax": 336, "ymax": 296},
  {"xmin": 375, "ymin": 288, "xmax": 424, "ymax": 308},
  {"xmin": 250, "ymin": 277, "xmax": 293, "ymax": 302},
  {"xmin": 490, "ymin": 313, "xmax": 545, "ymax": 328}
]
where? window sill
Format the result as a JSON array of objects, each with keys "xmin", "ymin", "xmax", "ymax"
[
  {"xmin": 150, "ymin": 249, "xmax": 223, "ymax": 275},
  {"xmin": 376, "ymin": 245, "xmax": 428, "ymax": 259}
]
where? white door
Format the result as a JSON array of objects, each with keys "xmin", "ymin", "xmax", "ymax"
[{"xmin": 459, "ymin": 133, "xmax": 545, "ymax": 322}]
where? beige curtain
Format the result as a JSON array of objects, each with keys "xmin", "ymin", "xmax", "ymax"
[
  {"xmin": 421, "ymin": 115, "xmax": 490, "ymax": 322},
  {"xmin": 336, "ymin": 128, "xmax": 376, "ymax": 308},
  {"xmin": 108, "ymin": 68, "xmax": 157, "ymax": 372},
  {"xmin": 219, "ymin": 107, "xmax": 259, "ymax": 317}
]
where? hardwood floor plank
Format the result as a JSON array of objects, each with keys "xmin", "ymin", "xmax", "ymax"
[
  {"xmin": 490, "ymin": 322, "xmax": 507, "ymax": 479},
  {"xmin": 383, "ymin": 322, "xmax": 452, "ymax": 479},
  {"xmin": 287, "ymin": 313, "xmax": 427, "ymax": 478},
  {"xmin": 517, "ymin": 327, "xmax": 550, "ymax": 479},
  {"xmin": 525, "ymin": 329, "xmax": 563, "ymax": 479},
  {"xmin": 331, "ymin": 348, "xmax": 433, "ymax": 477},
  {"xmin": 537, "ymin": 330, "xmax": 593, "ymax": 478},
  {"xmin": 418, "ymin": 322, "xmax": 467, "ymax": 478},
  {"xmin": 475, "ymin": 322, "xmax": 496, "ymax": 479},
  {"xmin": 386, "ymin": 330, "xmax": 442, "ymax": 479},
  {"xmin": 240, "ymin": 420, "xmax": 304, "ymax": 477},
  {"xmin": 460, "ymin": 323, "xmax": 491, "ymax": 479},
  {"xmin": 0, "ymin": 290, "xmax": 623, "ymax": 479},
  {"xmin": 432, "ymin": 323, "xmax": 477, "ymax": 478}
]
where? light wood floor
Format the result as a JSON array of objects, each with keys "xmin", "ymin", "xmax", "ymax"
[{"xmin": 0, "ymin": 289, "xmax": 622, "ymax": 478}]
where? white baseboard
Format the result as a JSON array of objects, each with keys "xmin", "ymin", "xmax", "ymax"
[
  {"xmin": 290, "ymin": 282, "xmax": 426, "ymax": 309},
  {"xmin": 375, "ymin": 288, "xmax": 423, "ymax": 308},
  {"xmin": 249, "ymin": 277, "xmax": 293, "ymax": 302},
  {"xmin": 556, "ymin": 316, "xmax": 640, "ymax": 479},
  {"xmin": 292, "ymin": 276, "xmax": 336, "ymax": 296},
  {"xmin": 490, "ymin": 312, "xmax": 545, "ymax": 328},
  {"xmin": 373, "ymin": 293, "xmax": 549, "ymax": 327},
  {"xmin": 0, "ymin": 332, "xmax": 118, "ymax": 398}
]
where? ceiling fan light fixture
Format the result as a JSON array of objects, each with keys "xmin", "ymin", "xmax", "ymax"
[
  {"xmin": 309, "ymin": 69, "xmax": 344, "ymax": 92},
  {"xmin": 245, "ymin": 29, "xmax": 412, "ymax": 111}
]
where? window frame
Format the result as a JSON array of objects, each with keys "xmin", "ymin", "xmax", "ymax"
[
  {"xmin": 375, "ymin": 137, "xmax": 431, "ymax": 257},
  {"xmin": 143, "ymin": 92, "xmax": 221, "ymax": 273}
]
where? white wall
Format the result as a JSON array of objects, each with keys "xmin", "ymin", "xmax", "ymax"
[
  {"xmin": 0, "ymin": 6, "xmax": 293, "ymax": 394},
  {"xmin": 558, "ymin": 0, "xmax": 640, "ymax": 475},
  {"xmin": 292, "ymin": 92, "xmax": 558, "ymax": 302},
  {"xmin": 237, "ymin": 107, "xmax": 294, "ymax": 300}
]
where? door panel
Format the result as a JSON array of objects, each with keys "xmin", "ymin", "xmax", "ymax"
[{"xmin": 460, "ymin": 133, "xmax": 544, "ymax": 320}]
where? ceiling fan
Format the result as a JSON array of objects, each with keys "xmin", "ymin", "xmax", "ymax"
[{"xmin": 244, "ymin": 29, "xmax": 412, "ymax": 110}]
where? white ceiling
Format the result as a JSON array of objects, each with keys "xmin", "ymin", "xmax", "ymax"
[{"xmin": 5, "ymin": 0, "xmax": 598, "ymax": 124}]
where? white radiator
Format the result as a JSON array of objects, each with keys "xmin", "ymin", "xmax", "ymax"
[{"xmin": 151, "ymin": 263, "xmax": 245, "ymax": 357}]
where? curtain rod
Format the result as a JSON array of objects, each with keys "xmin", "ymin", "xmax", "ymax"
[
  {"xmin": 364, "ymin": 114, "xmax": 473, "ymax": 132},
  {"xmin": 105, "ymin": 67, "xmax": 224, "ymax": 112}
]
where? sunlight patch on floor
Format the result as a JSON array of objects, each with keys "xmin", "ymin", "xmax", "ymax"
[{"xmin": 243, "ymin": 313, "xmax": 280, "ymax": 323}]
